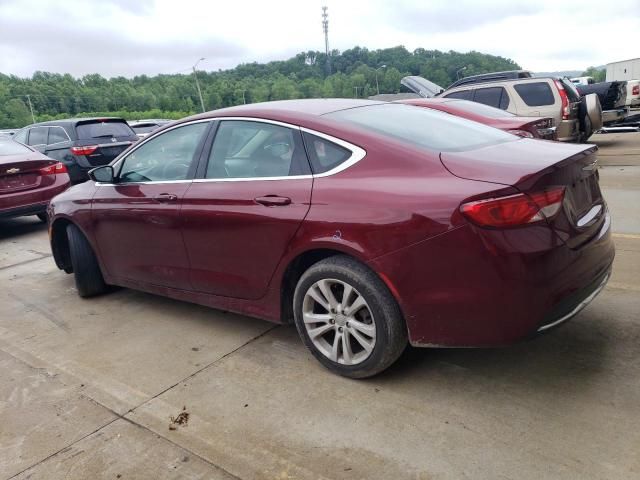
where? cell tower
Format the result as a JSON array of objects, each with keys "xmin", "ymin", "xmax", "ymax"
[{"xmin": 322, "ymin": 6, "xmax": 331, "ymax": 75}]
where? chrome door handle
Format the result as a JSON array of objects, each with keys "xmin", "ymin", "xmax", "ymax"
[
  {"xmin": 254, "ymin": 195, "xmax": 292, "ymax": 206},
  {"xmin": 154, "ymin": 193, "xmax": 178, "ymax": 203}
]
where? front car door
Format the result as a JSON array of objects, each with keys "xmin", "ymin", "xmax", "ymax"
[
  {"xmin": 91, "ymin": 120, "xmax": 211, "ymax": 289},
  {"xmin": 181, "ymin": 119, "xmax": 313, "ymax": 299}
]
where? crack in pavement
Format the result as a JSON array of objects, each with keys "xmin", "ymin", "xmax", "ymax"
[
  {"xmin": 7, "ymin": 292, "xmax": 70, "ymax": 332},
  {"xmin": 0, "ymin": 254, "xmax": 51, "ymax": 272},
  {"xmin": 4, "ymin": 325, "xmax": 280, "ymax": 480}
]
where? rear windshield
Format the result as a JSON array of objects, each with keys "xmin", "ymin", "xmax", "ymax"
[
  {"xmin": 514, "ymin": 82, "xmax": 555, "ymax": 107},
  {"xmin": 76, "ymin": 120, "xmax": 135, "ymax": 140},
  {"xmin": 447, "ymin": 99, "xmax": 515, "ymax": 119},
  {"xmin": 0, "ymin": 140, "xmax": 31, "ymax": 156},
  {"xmin": 325, "ymin": 104, "xmax": 517, "ymax": 152}
]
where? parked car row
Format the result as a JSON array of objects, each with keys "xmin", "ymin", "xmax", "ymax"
[
  {"xmin": 38, "ymin": 98, "xmax": 613, "ymax": 378},
  {"xmin": 382, "ymin": 69, "xmax": 603, "ymax": 142}
]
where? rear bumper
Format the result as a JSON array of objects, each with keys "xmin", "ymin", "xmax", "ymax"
[
  {"xmin": 369, "ymin": 214, "xmax": 615, "ymax": 347},
  {"xmin": 536, "ymin": 269, "xmax": 610, "ymax": 333},
  {"xmin": 556, "ymin": 119, "xmax": 580, "ymax": 142},
  {"xmin": 0, "ymin": 174, "xmax": 70, "ymax": 218},
  {"xmin": 0, "ymin": 201, "xmax": 48, "ymax": 218}
]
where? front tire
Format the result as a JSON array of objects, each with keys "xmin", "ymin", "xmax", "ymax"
[
  {"xmin": 293, "ymin": 255, "xmax": 407, "ymax": 378},
  {"xmin": 66, "ymin": 224, "xmax": 107, "ymax": 298}
]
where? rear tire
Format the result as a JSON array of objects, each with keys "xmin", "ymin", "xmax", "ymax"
[
  {"xmin": 66, "ymin": 224, "xmax": 108, "ymax": 298},
  {"xmin": 293, "ymin": 255, "xmax": 407, "ymax": 378}
]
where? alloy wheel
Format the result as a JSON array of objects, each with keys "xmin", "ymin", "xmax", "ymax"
[{"xmin": 302, "ymin": 278, "xmax": 376, "ymax": 365}]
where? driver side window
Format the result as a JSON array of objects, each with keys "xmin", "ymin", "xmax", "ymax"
[{"xmin": 118, "ymin": 122, "xmax": 209, "ymax": 183}]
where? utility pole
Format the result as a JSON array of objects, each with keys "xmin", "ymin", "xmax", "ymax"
[
  {"xmin": 25, "ymin": 95, "xmax": 35, "ymax": 123},
  {"xmin": 192, "ymin": 57, "xmax": 206, "ymax": 113},
  {"xmin": 375, "ymin": 65, "xmax": 387, "ymax": 95},
  {"xmin": 322, "ymin": 6, "xmax": 331, "ymax": 76}
]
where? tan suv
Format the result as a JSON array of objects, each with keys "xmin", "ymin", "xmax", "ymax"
[
  {"xmin": 441, "ymin": 77, "xmax": 578, "ymax": 141},
  {"xmin": 429, "ymin": 72, "xmax": 602, "ymax": 142}
]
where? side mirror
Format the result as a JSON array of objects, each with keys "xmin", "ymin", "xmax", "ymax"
[{"xmin": 88, "ymin": 165, "xmax": 114, "ymax": 183}]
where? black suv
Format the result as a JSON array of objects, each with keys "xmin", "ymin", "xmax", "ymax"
[{"xmin": 13, "ymin": 118, "xmax": 138, "ymax": 183}]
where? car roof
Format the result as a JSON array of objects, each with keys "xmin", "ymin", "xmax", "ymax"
[
  {"xmin": 23, "ymin": 117, "xmax": 126, "ymax": 127},
  {"xmin": 182, "ymin": 99, "xmax": 387, "ymax": 124}
]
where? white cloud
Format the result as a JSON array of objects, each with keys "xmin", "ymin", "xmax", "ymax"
[{"xmin": 0, "ymin": 0, "xmax": 638, "ymax": 77}]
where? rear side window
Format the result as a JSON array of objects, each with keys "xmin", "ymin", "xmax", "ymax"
[
  {"xmin": 28, "ymin": 127, "xmax": 48, "ymax": 146},
  {"xmin": 48, "ymin": 126, "xmax": 69, "ymax": 144},
  {"xmin": 444, "ymin": 90, "xmax": 473, "ymax": 101},
  {"xmin": 76, "ymin": 120, "xmax": 135, "ymax": 140},
  {"xmin": 473, "ymin": 87, "xmax": 509, "ymax": 110},
  {"xmin": 302, "ymin": 133, "xmax": 352, "ymax": 174},
  {"xmin": 514, "ymin": 82, "xmax": 555, "ymax": 106}
]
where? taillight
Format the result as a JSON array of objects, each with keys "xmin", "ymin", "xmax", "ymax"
[
  {"xmin": 71, "ymin": 145, "xmax": 98, "ymax": 156},
  {"xmin": 460, "ymin": 187, "xmax": 565, "ymax": 228},
  {"xmin": 508, "ymin": 129, "xmax": 535, "ymax": 138},
  {"xmin": 554, "ymin": 80, "xmax": 570, "ymax": 120},
  {"xmin": 39, "ymin": 162, "xmax": 68, "ymax": 176},
  {"xmin": 633, "ymin": 84, "xmax": 639, "ymax": 96}
]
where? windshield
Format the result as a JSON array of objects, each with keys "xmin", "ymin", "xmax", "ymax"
[
  {"xmin": 76, "ymin": 120, "xmax": 135, "ymax": 140},
  {"xmin": 0, "ymin": 140, "xmax": 31, "ymax": 156},
  {"xmin": 446, "ymin": 100, "xmax": 515, "ymax": 119},
  {"xmin": 326, "ymin": 104, "xmax": 517, "ymax": 152}
]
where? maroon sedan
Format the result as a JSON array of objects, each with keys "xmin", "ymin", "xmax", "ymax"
[
  {"xmin": 48, "ymin": 99, "xmax": 613, "ymax": 378},
  {"xmin": 398, "ymin": 97, "xmax": 557, "ymax": 140},
  {"xmin": 1, "ymin": 140, "xmax": 70, "ymax": 222}
]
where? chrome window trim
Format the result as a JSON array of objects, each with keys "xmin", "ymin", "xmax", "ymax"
[
  {"xmin": 110, "ymin": 118, "xmax": 213, "ymax": 172},
  {"xmin": 299, "ymin": 126, "xmax": 366, "ymax": 178},
  {"xmin": 106, "ymin": 119, "xmax": 213, "ymax": 186},
  {"xmin": 96, "ymin": 179, "xmax": 192, "ymax": 186},
  {"xmin": 102, "ymin": 116, "xmax": 367, "ymax": 186}
]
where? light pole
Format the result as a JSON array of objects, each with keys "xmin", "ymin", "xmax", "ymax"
[
  {"xmin": 25, "ymin": 95, "xmax": 36, "ymax": 123},
  {"xmin": 375, "ymin": 65, "xmax": 387, "ymax": 95},
  {"xmin": 192, "ymin": 57, "xmax": 206, "ymax": 113},
  {"xmin": 456, "ymin": 66, "xmax": 467, "ymax": 80}
]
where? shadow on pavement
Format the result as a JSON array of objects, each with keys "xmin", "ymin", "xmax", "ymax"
[{"xmin": 0, "ymin": 216, "xmax": 47, "ymax": 240}]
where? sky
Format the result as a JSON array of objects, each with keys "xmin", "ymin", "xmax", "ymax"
[{"xmin": 0, "ymin": 0, "xmax": 638, "ymax": 78}]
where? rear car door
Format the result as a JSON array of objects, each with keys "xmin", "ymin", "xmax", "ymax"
[
  {"xmin": 91, "ymin": 121, "xmax": 211, "ymax": 289},
  {"xmin": 181, "ymin": 119, "xmax": 313, "ymax": 299}
]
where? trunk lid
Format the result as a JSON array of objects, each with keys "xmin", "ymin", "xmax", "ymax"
[
  {"xmin": 0, "ymin": 153, "xmax": 57, "ymax": 194},
  {"xmin": 441, "ymin": 139, "xmax": 605, "ymax": 248},
  {"xmin": 400, "ymin": 76, "xmax": 445, "ymax": 98}
]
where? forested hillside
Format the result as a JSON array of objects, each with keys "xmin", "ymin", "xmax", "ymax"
[{"xmin": 0, "ymin": 46, "xmax": 521, "ymax": 127}]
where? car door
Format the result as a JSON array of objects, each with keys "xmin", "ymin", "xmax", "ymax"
[
  {"xmin": 91, "ymin": 120, "xmax": 211, "ymax": 289},
  {"xmin": 181, "ymin": 119, "xmax": 313, "ymax": 299}
]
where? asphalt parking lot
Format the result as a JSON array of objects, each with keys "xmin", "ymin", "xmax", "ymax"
[{"xmin": 1, "ymin": 134, "xmax": 639, "ymax": 480}]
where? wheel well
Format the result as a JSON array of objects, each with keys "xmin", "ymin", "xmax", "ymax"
[
  {"xmin": 51, "ymin": 218, "xmax": 73, "ymax": 272},
  {"xmin": 280, "ymin": 249, "xmax": 352, "ymax": 324}
]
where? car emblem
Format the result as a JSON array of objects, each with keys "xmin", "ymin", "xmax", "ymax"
[
  {"xmin": 111, "ymin": 137, "xmax": 117, "ymax": 143},
  {"xmin": 6, "ymin": 167, "xmax": 20, "ymax": 174}
]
